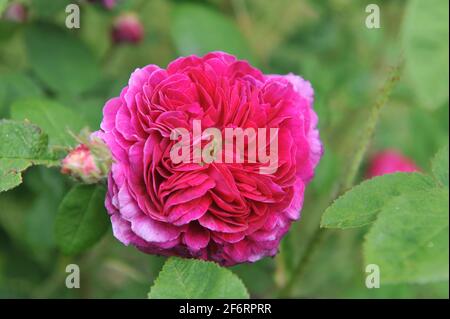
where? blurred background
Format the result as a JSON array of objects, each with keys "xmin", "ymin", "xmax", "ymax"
[{"xmin": 0, "ymin": 0, "xmax": 448, "ymax": 298}]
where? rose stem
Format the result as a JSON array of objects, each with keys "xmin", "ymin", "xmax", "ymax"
[{"xmin": 278, "ymin": 61, "xmax": 402, "ymax": 298}]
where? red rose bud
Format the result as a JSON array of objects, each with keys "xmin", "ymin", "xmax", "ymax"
[
  {"xmin": 88, "ymin": 0, "xmax": 117, "ymax": 10},
  {"xmin": 111, "ymin": 13, "xmax": 144, "ymax": 45},
  {"xmin": 103, "ymin": 0, "xmax": 117, "ymax": 9},
  {"xmin": 61, "ymin": 132, "xmax": 112, "ymax": 184},
  {"xmin": 367, "ymin": 149, "xmax": 420, "ymax": 178},
  {"xmin": 3, "ymin": 2, "xmax": 27, "ymax": 23}
]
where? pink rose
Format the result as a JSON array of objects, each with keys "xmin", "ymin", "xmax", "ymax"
[
  {"xmin": 98, "ymin": 52, "xmax": 322, "ymax": 266},
  {"xmin": 367, "ymin": 149, "xmax": 420, "ymax": 178}
]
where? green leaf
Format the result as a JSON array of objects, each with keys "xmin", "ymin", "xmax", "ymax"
[
  {"xmin": 432, "ymin": 144, "xmax": 449, "ymax": 188},
  {"xmin": 0, "ymin": 20, "xmax": 20, "ymax": 43},
  {"xmin": 24, "ymin": 167, "xmax": 67, "ymax": 266},
  {"xmin": 79, "ymin": 4, "xmax": 110, "ymax": 60},
  {"xmin": 23, "ymin": 193, "xmax": 58, "ymax": 265},
  {"xmin": 149, "ymin": 257, "xmax": 249, "ymax": 299},
  {"xmin": 403, "ymin": 0, "xmax": 449, "ymax": 109},
  {"xmin": 77, "ymin": 98, "xmax": 103, "ymax": 131},
  {"xmin": 11, "ymin": 98, "xmax": 85, "ymax": 147},
  {"xmin": 171, "ymin": 4, "xmax": 255, "ymax": 64},
  {"xmin": 374, "ymin": 104, "xmax": 449, "ymax": 169},
  {"xmin": 24, "ymin": 23, "xmax": 100, "ymax": 96},
  {"xmin": 0, "ymin": 120, "xmax": 57, "ymax": 192},
  {"xmin": 321, "ymin": 173, "xmax": 435, "ymax": 229},
  {"xmin": 29, "ymin": 0, "xmax": 72, "ymax": 19},
  {"xmin": 232, "ymin": 259, "xmax": 275, "ymax": 296},
  {"xmin": 0, "ymin": 73, "xmax": 43, "ymax": 117},
  {"xmin": 364, "ymin": 188, "xmax": 449, "ymax": 284},
  {"xmin": 0, "ymin": 0, "xmax": 8, "ymax": 16},
  {"xmin": 55, "ymin": 184, "xmax": 109, "ymax": 255}
]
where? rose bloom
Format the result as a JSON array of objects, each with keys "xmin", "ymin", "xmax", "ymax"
[
  {"xmin": 367, "ymin": 149, "xmax": 420, "ymax": 178},
  {"xmin": 98, "ymin": 52, "xmax": 322, "ymax": 266}
]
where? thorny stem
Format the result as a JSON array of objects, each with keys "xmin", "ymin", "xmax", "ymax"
[
  {"xmin": 278, "ymin": 62, "xmax": 403, "ymax": 298},
  {"xmin": 342, "ymin": 63, "xmax": 402, "ymax": 191},
  {"xmin": 277, "ymin": 226, "xmax": 328, "ymax": 298}
]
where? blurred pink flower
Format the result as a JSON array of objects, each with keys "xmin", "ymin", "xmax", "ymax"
[
  {"xmin": 88, "ymin": 0, "xmax": 117, "ymax": 10},
  {"xmin": 111, "ymin": 13, "xmax": 144, "ymax": 45},
  {"xmin": 2, "ymin": 2, "xmax": 27, "ymax": 23},
  {"xmin": 102, "ymin": 0, "xmax": 117, "ymax": 9},
  {"xmin": 367, "ymin": 149, "xmax": 420, "ymax": 178},
  {"xmin": 98, "ymin": 52, "xmax": 322, "ymax": 266}
]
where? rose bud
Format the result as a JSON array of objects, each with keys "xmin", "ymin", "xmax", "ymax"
[
  {"xmin": 96, "ymin": 52, "xmax": 323, "ymax": 266},
  {"xmin": 61, "ymin": 132, "xmax": 112, "ymax": 184},
  {"xmin": 88, "ymin": 0, "xmax": 117, "ymax": 10},
  {"xmin": 111, "ymin": 13, "xmax": 144, "ymax": 45},
  {"xmin": 2, "ymin": 2, "xmax": 27, "ymax": 23},
  {"xmin": 367, "ymin": 149, "xmax": 420, "ymax": 178},
  {"xmin": 102, "ymin": 0, "xmax": 117, "ymax": 10}
]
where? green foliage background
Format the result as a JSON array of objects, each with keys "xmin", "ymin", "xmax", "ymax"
[{"xmin": 0, "ymin": 0, "xmax": 448, "ymax": 298}]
